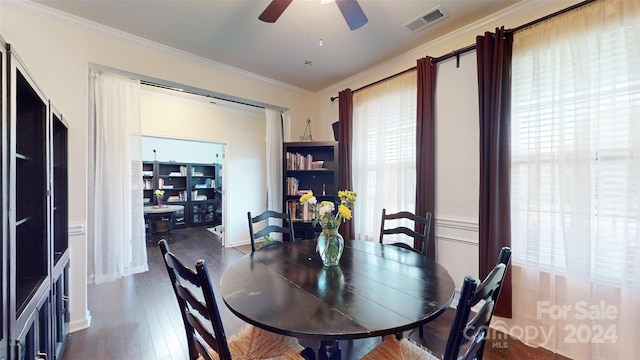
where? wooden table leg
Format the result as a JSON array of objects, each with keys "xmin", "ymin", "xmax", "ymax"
[{"xmin": 318, "ymin": 340, "xmax": 341, "ymax": 360}]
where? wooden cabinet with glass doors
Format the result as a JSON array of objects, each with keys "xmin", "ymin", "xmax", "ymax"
[{"xmin": 0, "ymin": 39, "xmax": 69, "ymax": 360}]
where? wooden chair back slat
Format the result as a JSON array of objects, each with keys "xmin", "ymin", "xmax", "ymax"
[
  {"xmin": 248, "ymin": 210, "xmax": 296, "ymax": 252},
  {"xmin": 379, "ymin": 209, "xmax": 433, "ymax": 257},
  {"xmin": 443, "ymin": 247, "xmax": 512, "ymax": 360}
]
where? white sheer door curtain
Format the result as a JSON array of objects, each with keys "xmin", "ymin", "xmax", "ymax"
[
  {"xmin": 264, "ymin": 107, "xmax": 284, "ymax": 237},
  {"xmin": 88, "ymin": 69, "xmax": 147, "ymax": 284}
]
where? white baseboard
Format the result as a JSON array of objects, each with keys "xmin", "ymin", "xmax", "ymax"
[{"xmin": 69, "ymin": 311, "xmax": 92, "ymax": 333}]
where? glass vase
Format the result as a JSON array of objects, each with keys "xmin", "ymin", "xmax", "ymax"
[
  {"xmin": 156, "ymin": 197, "xmax": 164, "ymax": 208},
  {"xmin": 316, "ymin": 225, "xmax": 344, "ymax": 267}
]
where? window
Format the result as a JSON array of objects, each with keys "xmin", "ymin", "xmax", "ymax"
[
  {"xmin": 511, "ymin": 5, "xmax": 640, "ymax": 285},
  {"xmin": 352, "ymin": 71, "xmax": 417, "ymax": 241}
]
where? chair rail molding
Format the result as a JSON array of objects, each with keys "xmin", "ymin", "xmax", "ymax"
[
  {"xmin": 69, "ymin": 222, "xmax": 86, "ymax": 236},
  {"xmin": 435, "ymin": 215, "xmax": 478, "ymax": 232},
  {"xmin": 435, "ymin": 215, "xmax": 478, "ymax": 246}
]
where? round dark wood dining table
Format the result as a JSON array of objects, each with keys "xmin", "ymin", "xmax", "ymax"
[{"xmin": 220, "ymin": 239, "xmax": 455, "ymax": 360}]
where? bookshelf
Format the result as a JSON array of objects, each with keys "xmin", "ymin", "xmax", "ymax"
[
  {"xmin": 142, "ymin": 161, "xmax": 222, "ymax": 229},
  {"xmin": 189, "ymin": 163, "xmax": 221, "ymax": 227},
  {"xmin": 283, "ymin": 141, "xmax": 338, "ymax": 240},
  {"xmin": 142, "ymin": 161, "xmax": 154, "ymax": 205}
]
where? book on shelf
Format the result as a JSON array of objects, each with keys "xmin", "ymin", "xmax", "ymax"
[
  {"xmin": 287, "ymin": 177, "xmax": 299, "ymax": 195},
  {"xmin": 167, "ymin": 190, "xmax": 188, "ymax": 202},
  {"xmin": 158, "ymin": 178, "xmax": 164, "ymax": 188},
  {"xmin": 194, "ymin": 183, "xmax": 213, "ymax": 189},
  {"xmin": 287, "ymin": 200, "xmax": 313, "ymax": 221},
  {"xmin": 166, "ymin": 165, "xmax": 187, "ymax": 177},
  {"xmin": 162, "ymin": 184, "xmax": 174, "ymax": 189},
  {"xmin": 191, "ymin": 189, "xmax": 208, "ymax": 201},
  {"xmin": 286, "ymin": 152, "xmax": 315, "ymax": 170}
]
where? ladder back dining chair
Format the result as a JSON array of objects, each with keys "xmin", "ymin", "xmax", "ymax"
[
  {"xmin": 247, "ymin": 210, "xmax": 295, "ymax": 252},
  {"xmin": 379, "ymin": 209, "xmax": 434, "ymax": 337},
  {"xmin": 379, "ymin": 209, "xmax": 433, "ymax": 257},
  {"xmin": 363, "ymin": 247, "xmax": 512, "ymax": 360},
  {"xmin": 158, "ymin": 239, "xmax": 313, "ymax": 360}
]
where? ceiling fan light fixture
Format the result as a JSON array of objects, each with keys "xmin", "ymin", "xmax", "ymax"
[
  {"xmin": 259, "ymin": 0, "xmax": 367, "ymax": 31},
  {"xmin": 258, "ymin": 0, "xmax": 293, "ymax": 23},
  {"xmin": 335, "ymin": 0, "xmax": 368, "ymax": 30}
]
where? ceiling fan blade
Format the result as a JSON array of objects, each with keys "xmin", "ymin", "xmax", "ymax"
[
  {"xmin": 259, "ymin": 0, "xmax": 293, "ymax": 23},
  {"xmin": 335, "ymin": 0, "xmax": 368, "ymax": 31}
]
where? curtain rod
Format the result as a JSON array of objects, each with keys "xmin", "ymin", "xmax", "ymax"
[
  {"xmin": 140, "ymin": 80, "xmax": 264, "ymax": 109},
  {"xmin": 329, "ymin": 0, "xmax": 597, "ymax": 103},
  {"xmin": 329, "ymin": 43, "xmax": 476, "ymax": 102}
]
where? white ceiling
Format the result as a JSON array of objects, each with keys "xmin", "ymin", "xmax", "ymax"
[{"xmin": 30, "ymin": 0, "xmax": 520, "ymax": 92}]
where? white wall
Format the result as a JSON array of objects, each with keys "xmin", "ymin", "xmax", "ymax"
[
  {"xmin": 141, "ymin": 136, "xmax": 224, "ymax": 164},
  {"xmin": 432, "ymin": 53, "xmax": 480, "ymax": 287},
  {"xmin": 140, "ymin": 90, "xmax": 267, "ymax": 247}
]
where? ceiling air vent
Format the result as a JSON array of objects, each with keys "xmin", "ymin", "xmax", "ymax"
[{"xmin": 404, "ymin": 5, "xmax": 449, "ymax": 33}]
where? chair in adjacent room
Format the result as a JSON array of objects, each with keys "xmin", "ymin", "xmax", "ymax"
[
  {"xmin": 379, "ymin": 209, "xmax": 433, "ymax": 256},
  {"xmin": 362, "ymin": 247, "xmax": 512, "ymax": 360},
  {"xmin": 158, "ymin": 240, "xmax": 313, "ymax": 360},
  {"xmin": 247, "ymin": 210, "xmax": 295, "ymax": 252}
]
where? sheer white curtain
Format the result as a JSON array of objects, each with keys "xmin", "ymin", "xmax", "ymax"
[
  {"xmin": 352, "ymin": 71, "xmax": 417, "ymax": 242},
  {"xmin": 508, "ymin": 1, "xmax": 640, "ymax": 358},
  {"xmin": 88, "ymin": 69, "xmax": 147, "ymax": 284},
  {"xmin": 265, "ymin": 108, "xmax": 283, "ymax": 213}
]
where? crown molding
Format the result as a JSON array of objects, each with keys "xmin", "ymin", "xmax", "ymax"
[{"xmin": 3, "ymin": 0, "xmax": 314, "ymax": 97}]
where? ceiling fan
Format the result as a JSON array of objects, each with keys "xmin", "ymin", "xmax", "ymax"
[{"xmin": 259, "ymin": 0, "xmax": 368, "ymax": 31}]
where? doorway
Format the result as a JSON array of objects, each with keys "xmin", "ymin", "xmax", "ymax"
[
  {"xmin": 142, "ymin": 136, "xmax": 227, "ymax": 244},
  {"xmin": 139, "ymin": 82, "xmax": 268, "ymax": 249}
]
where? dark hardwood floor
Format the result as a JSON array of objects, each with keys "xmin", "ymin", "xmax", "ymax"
[{"xmin": 62, "ymin": 227, "xmax": 570, "ymax": 360}]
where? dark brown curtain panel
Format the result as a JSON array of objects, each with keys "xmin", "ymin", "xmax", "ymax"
[
  {"xmin": 416, "ymin": 57, "xmax": 437, "ymax": 260},
  {"xmin": 338, "ymin": 89, "xmax": 355, "ymax": 240},
  {"xmin": 476, "ymin": 27, "xmax": 513, "ymax": 318}
]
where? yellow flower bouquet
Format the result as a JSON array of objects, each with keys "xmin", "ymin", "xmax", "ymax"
[
  {"xmin": 154, "ymin": 189, "xmax": 165, "ymax": 207},
  {"xmin": 300, "ymin": 189, "xmax": 357, "ymax": 266}
]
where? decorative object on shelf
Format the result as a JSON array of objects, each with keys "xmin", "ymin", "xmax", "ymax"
[
  {"xmin": 154, "ymin": 189, "xmax": 166, "ymax": 208},
  {"xmin": 300, "ymin": 189, "xmax": 357, "ymax": 266},
  {"xmin": 299, "ymin": 118, "xmax": 313, "ymax": 142}
]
